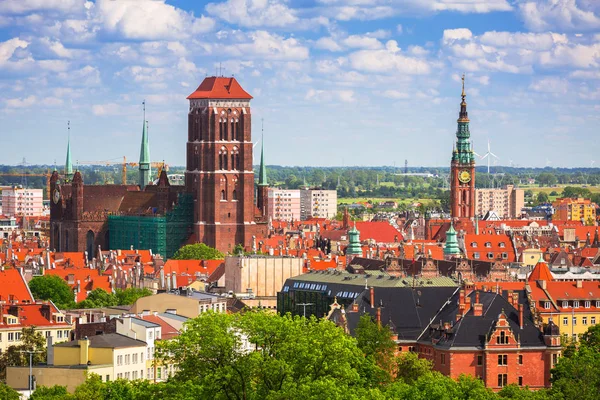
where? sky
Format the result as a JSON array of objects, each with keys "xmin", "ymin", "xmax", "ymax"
[{"xmin": 0, "ymin": 0, "xmax": 599, "ymax": 169}]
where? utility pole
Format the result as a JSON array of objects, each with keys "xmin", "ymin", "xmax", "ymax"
[
  {"xmin": 297, "ymin": 302, "xmax": 314, "ymax": 318},
  {"xmin": 18, "ymin": 349, "xmax": 43, "ymax": 395}
]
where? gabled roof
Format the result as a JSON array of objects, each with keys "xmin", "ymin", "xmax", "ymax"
[
  {"xmin": 0, "ymin": 302, "xmax": 70, "ymax": 329},
  {"xmin": 528, "ymin": 260, "xmax": 553, "ymax": 282},
  {"xmin": 55, "ymin": 333, "xmax": 146, "ymax": 349},
  {"xmin": 139, "ymin": 315, "xmax": 179, "ymax": 340},
  {"xmin": 187, "ymin": 77, "xmax": 253, "ymax": 100},
  {"xmin": 355, "ymin": 221, "xmax": 403, "ymax": 243},
  {"xmin": 0, "ymin": 268, "xmax": 34, "ymax": 303}
]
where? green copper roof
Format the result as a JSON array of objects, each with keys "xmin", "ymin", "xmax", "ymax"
[
  {"xmin": 65, "ymin": 126, "xmax": 73, "ymax": 180},
  {"xmin": 258, "ymin": 136, "xmax": 267, "ymax": 186},
  {"xmin": 444, "ymin": 223, "xmax": 461, "ymax": 256},
  {"xmin": 139, "ymin": 119, "xmax": 150, "ymax": 165},
  {"xmin": 452, "ymin": 77, "xmax": 475, "ymax": 165},
  {"xmin": 347, "ymin": 224, "xmax": 362, "ymax": 256},
  {"xmin": 139, "ymin": 119, "xmax": 151, "ymax": 190}
]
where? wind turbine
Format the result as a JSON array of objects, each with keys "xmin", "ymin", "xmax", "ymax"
[{"xmin": 480, "ymin": 140, "xmax": 499, "ymax": 174}]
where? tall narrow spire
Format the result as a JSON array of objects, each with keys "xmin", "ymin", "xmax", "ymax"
[
  {"xmin": 458, "ymin": 73, "xmax": 469, "ymax": 122},
  {"xmin": 139, "ymin": 100, "xmax": 151, "ymax": 190},
  {"xmin": 65, "ymin": 121, "xmax": 73, "ymax": 181},
  {"xmin": 258, "ymin": 119, "xmax": 267, "ymax": 186},
  {"xmin": 452, "ymin": 74, "xmax": 474, "ymax": 165}
]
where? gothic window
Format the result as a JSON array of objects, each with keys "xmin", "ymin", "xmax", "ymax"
[
  {"xmin": 496, "ymin": 331, "xmax": 509, "ymax": 345},
  {"xmin": 224, "ymin": 154, "xmax": 228, "ymax": 170},
  {"xmin": 220, "ymin": 190, "xmax": 226, "ymax": 201},
  {"xmin": 235, "ymin": 118, "xmax": 240, "ymax": 141},
  {"xmin": 232, "ymin": 190, "xmax": 237, "ymax": 201},
  {"xmin": 219, "ymin": 118, "xmax": 226, "ymax": 141},
  {"xmin": 230, "ymin": 118, "xmax": 235, "ymax": 140},
  {"xmin": 462, "ymin": 190, "xmax": 467, "ymax": 203}
]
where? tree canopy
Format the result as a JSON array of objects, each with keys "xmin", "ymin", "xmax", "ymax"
[
  {"xmin": 172, "ymin": 243, "xmax": 224, "ymax": 260},
  {"xmin": 28, "ymin": 275, "xmax": 75, "ymax": 309},
  {"xmin": 0, "ymin": 327, "xmax": 46, "ymax": 381},
  {"xmin": 76, "ymin": 288, "xmax": 152, "ymax": 309}
]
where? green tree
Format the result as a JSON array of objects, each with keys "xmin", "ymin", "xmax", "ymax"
[
  {"xmin": 172, "ymin": 243, "xmax": 224, "ymax": 260},
  {"xmin": 114, "ymin": 288, "xmax": 152, "ymax": 306},
  {"xmin": 0, "ymin": 326, "xmax": 47, "ymax": 380},
  {"xmin": 156, "ymin": 311, "xmax": 382, "ymax": 400},
  {"xmin": 355, "ymin": 314, "xmax": 396, "ymax": 378},
  {"xmin": 31, "ymin": 385, "xmax": 74, "ymax": 400},
  {"xmin": 536, "ymin": 192, "xmax": 549, "ymax": 204},
  {"xmin": 394, "ymin": 351, "xmax": 433, "ymax": 384},
  {"xmin": 77, "ymin": 288, "xmax": 117, "ymax": 308},
  {"xmin": 28, "ymin": 275, "xmax": 75, "ymax": 309},
  {"xmin": 0, "ymin": 382, "xmax": 21, "ymax": 400},
  {"xmin": 562, "ymin": 186, "xmax": 592, "ymax": 199}
]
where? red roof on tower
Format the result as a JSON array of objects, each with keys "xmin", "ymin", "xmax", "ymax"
[{"xmin": 187, "ymin": 77, "xmax": 253, "ymax": 100}]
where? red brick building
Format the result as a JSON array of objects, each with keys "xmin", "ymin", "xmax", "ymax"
[{"xmin": 184, "ymin": 77, "xmax": 267, "ymax": 252}]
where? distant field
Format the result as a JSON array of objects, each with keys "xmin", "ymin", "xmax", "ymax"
[
  {"xmin": 337, "ymin": 197, "xmax": 432, "ymax": 206},
  {"xmin": 522, "ymin": 184, "xmax": 600, "ymax": 195}
]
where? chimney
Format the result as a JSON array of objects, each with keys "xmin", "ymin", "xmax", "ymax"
[
  {"xmin": 576, "ymin": 280, "xmax": 583, "ymax": 289},
  {"xmin": 459, "ymin": 289, "xmax": 465, "ymax": 305},
  {"xmin": 352, "ymin": 302, "xmax": 358, "ymax": 312},
  {"xmin": 376, "ymin": 307, "xmax": 381, "ymax": 326},
  {"xmin": 506, "ymin": 290, "xmax": 514, "ymax": 307},
  {"xmin": 473, "ymin": 291, "xmax": 483, "ymax": 317},
  {"xmin": 519, "ymin": 304, "xmax": 524, "ymax": 329},
  {"xmin": 370, "ymin": 287, "xmax": 374, "ymax": 306},
  {"xmin": 79, "ymin": 337, "xmax": 90, "ymax": 365},
  {"xmin": 512, "ymin": 292, "xmax": 519, "ymax": 306}
]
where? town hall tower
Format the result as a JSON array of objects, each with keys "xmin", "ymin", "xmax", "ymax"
[{"xmin": 450, "ymin": 75, "xmax": 476, "ymax": 219}]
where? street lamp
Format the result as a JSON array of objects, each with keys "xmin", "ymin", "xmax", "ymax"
[
  {"xmin": 297, "ymin": 303, "xmax": 314, "ymax": 318},
  {"xmin": 18, "ymin": 349, "xmax": 43, "ymax": 395}
]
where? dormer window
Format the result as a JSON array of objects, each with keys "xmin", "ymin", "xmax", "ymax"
[
  {"xmin": 596, "ymin": 301, "xmax": 600, "ymax": 308},
  {"xmin": 562, "ymin": 301, "xmax": 568, "ymax": 308},
  {"xmin": 499, "ymin": 242, "xmax": 506, "ymax": 248},
  {"xmin": 573, "ymin": 301, "xmax": 580, "ymax": 308},
  {"xmin": 585, "ymin": 301, "xmax": 591, "ymax": 308},
  {"xmin": 471, "ymin": 242, "xmax": 478, "ymax": 248},
  {"xmin": 487, "ymin": 252, "xmax": 494, "ymax": 259},
  {"xmin": 501, "ymin": 253, "xmax": 508, "ymax": 259},
  {"xmin": 473, "ymin": 252, "xmax": 480, "ymax": 259},
  {"xmin": 544, "ymin": 301, "xmax": 551, "ymax": 309},
  {"xmin": 485, "ymin": 242, "xmax": 492, "ymax": 248}
]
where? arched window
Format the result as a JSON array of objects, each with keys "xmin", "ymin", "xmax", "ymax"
[
  {"xmin": 86, "ymin": 230, "xmax": 94, "ymax": 261},
  {"xmin": 53, "ymin": 225, "xmax": 61, "ymax": 252},
  {"xmin": 221, "ymin": 190, "xmax": 226, "ymax": 200},
  {"xmin": 224, "ymin": 154, "xmax": 228, "ymax": 170},
  {"xmin": 220, "ymin": 118, "xmax": 226, "ymax": 141},
  {"xmin": 233, "ymin": 190, "xmax": 237, "ymax": 201},
  {"xmin": 235, "ymin": 118, "xmax": 240, "ymax": 141},
  {"xmin": 230, "ymin": 118, "xmax": 235, "ymax": 141}
]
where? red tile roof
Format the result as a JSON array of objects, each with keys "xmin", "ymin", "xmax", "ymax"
[
  {"xmin": 163, "ymin": 259, "xmax": 223, "ymax": 277},
  {"xmin": 0, "ymin": 268, "xmax": 34, "ymax": 303},
  {"xmin": 187, "ymin": 77, "xmax": 252, "ymax": 99},
  {"xmin": 0, "ymin": 302, "xmax": 70, "ymax": 329},
  {"xmin": 355, "ymin": 221, "xmax": 403, "ymax": 243},
  {"xmin": 464, "ymin": 233, "xmax": 515, "ymax": 262},
  {"xmin": 44, "ymin": 268, "xmax": 113, "ymax": 302},
  {"xmin": 140, "ymin": 315, "xmax": 179, "ymax": 340},
  {"xmin": 528, "ymin": 260, "xmax": 553, "ymax": 282}
]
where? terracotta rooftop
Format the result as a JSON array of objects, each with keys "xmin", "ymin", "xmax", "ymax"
[{"xmin": 187, "ymin": 76, "xmax": 252, "ymax": 100}]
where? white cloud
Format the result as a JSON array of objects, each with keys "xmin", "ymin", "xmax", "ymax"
[
  {"xmin": 5, "ymin": 95, "xmax": 37, "ymax": 108},
  {"xmin": 116, "ymin": 66, "xmax": 168, "ymax": 84},
  {"xmin": 305, "ymin": 88, "xmax": 356, "ymax": 103},
  {"xmin": 396, "ymin": 24, "xmax": 403, "ymax": 34},
  {"xmin": 380, "ymin": 90, "xmax": 410, "ymax": 99},
  {"xmin": 342, "ymin": 35, "xmax": 383, "ymax": 50},
  {"xmin": 206, "ymin": 0, "xmax": 298, "ymax": 27},
  {"xmin": 518, "ymin": 0, "xmax": 600, "ymax": 32},
  {"xmin": 233, "ymin": 31, "xmax": 309, "ymax": 60},
  {"xmin": 0, "ymin": 38, "xmax": 29, "ymax": 64},
  {"xmin": 177, "ymin": 58, "xmax": 197, "ymax": 74},
  {"xmin": 442, "ymin": 28, "xmax": 473, "ymax": 44},
  {"xmin": 348, "ymin": 40, "xmax": 431, "ymax": 74},
  {"xmin": 0, "ymin": 0, "xmax": 85, "ymax": 14},
  {"xmin": 442, "ymin": 30, "xmax": 600, "ymax": 74},
  {"xmin": 529, "ymin": 76, "xmax": 569, "ymax": 93},
  {"xmin": 95, "ymin": 0, "xmax": 215, "ymax": 40},
  {"xmin": 92, "ymin": 102, "xmax": 121, "ymax": 116},
  {"xmin": 58, "ymin": 65, "xmax": 101, "ymax": 86},
  {"xmin": 38, "ymin": 59, "xmax": 70, "ymax": 72},
  {"xmin": 315, "ymin": 37, "xmax": 343, "ymax": 52},
  {"xmin": 39, "ymin": 37, "xmax": 74, "ymax": 58}
]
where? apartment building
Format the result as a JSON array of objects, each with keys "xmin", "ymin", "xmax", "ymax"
[
  {"xmin": 475, "ymin": 185, "xmax": 524, "ymax": 219},
  {"xmin": 552, "ymin": 197, "xmax": 596, "ymax": 223},
  {"xmin": 2, "ymin": 187, "xmax": 43, "ymax": 217},
  {"xmin": 300, "ymin": 189, "xmax": 337, "ymax": 220},
  {"xmin": 267, "ymin": 189, "xmax": 301, "ymax": 221}
]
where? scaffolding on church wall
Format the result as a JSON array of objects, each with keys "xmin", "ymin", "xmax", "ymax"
[{"xmin": 107, "ymin": 193, "xmax": 193, "ymax": 259}]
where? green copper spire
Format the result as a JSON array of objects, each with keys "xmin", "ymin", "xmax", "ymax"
[
  {"xmin": 258, "ymin": 127, "xmax": 267, "ymax": 186},
  {"xmin": 65, "ymin": 121, "xmax": 73, "ymax": 181},
  {"xmin": 444, "ymin": 223, "xmax": 461, "ymax": 257},
  {"xmin": 452, "ymin": 74, "xmax": 475, "ymax": 165},
  {"xmin": 347, "ymin": 223, "xmax": 362, "ymax": 256},
  {"xmin": 139, "ymin": 101, "xmax": 151, "ymax": 190}
]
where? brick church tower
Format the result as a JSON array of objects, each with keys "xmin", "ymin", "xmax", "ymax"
[
  {"xmin": 450, "ymin": 75, "xmax": 476, "ymax": 219},
  {"xmin": 185, "ymin": 77, "xmax": 266, "ymax": 252}
]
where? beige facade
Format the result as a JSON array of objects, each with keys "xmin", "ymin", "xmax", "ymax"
[
  {"xmin": 268, "ymin": 189, "xmax": 301, "ymax": 221},
  {"xmin": 224, "ymin": 256, "xmax": 303, "ymax": 298},
  {"xmin": 475, "ymin": 185, "xmax": 524, "ymax": 219},
  {"xmin": 7, "ymin": 364, "xmax": 112, "ymax": 392},
  {"xmin": 521, "ymin": 248, "xmax": 544, "ymax": 267},
  {"xmin": 129, "ymin": 292, "xmax": 227, "ymax": 319},
  {"xmin": 300, "ymin": 189, "xmax": 337, "ymax": 220}
]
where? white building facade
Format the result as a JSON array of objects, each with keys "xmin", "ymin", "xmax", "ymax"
[{"xmin": 2, "ymin": 187, "xmax": 43, "ymax": 217}]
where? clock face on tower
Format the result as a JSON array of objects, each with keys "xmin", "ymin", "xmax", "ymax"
[
  {"xmin": 458, "ymin": 170, "xmax": 471, "ymax": 183},
  {"xmin": 53, "ymin": 188, "xmax": 61, "ymax": 204}
]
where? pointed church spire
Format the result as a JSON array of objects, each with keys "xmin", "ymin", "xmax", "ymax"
[
  {"xmin": 65, "ymin": 121, "xmax": 73, "ymax": 181},
  {"xmin": 139, "ymin": 100, "xmax": 151, "ymax": 190},
  {"xmin": 258, "ymin": 119, "xmax": 267, "ymax": 186},
  {"xmin": 458, "ymin": 73, "xmax": 469, "ymax": 122}
]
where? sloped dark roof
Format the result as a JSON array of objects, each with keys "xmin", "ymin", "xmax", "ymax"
[
  {"xmin": 419, "ymin": 290, "xmax": 545, "ymax": 349},
  {"xmin": 55, "ymin": 333, "xmax": 146, "ymax": 349},
  {"xmin": 348, "ymin": 257, "xmax": 385, "ymax": 271},
  {"xmin": 344, "ymin": 286, "xmax": 459, "ymax": 341}
]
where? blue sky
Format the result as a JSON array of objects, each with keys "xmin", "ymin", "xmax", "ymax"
[{"xmin": 0, "ymin": 0, "xmax": 599, "ymax": 168}]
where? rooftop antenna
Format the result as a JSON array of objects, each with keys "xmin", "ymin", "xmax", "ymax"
[{"xmin": 142, "ymin": 99, "xmax": 146, "ymax": 121}]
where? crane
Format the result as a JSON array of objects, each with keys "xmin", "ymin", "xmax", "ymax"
[
  {"xmin": 76, "ymin": 156, "xmax": 169, "ymax": 185},
  {"xmin": 0, "ymin": 170, "xmax": 52, "ymax": 199}
]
